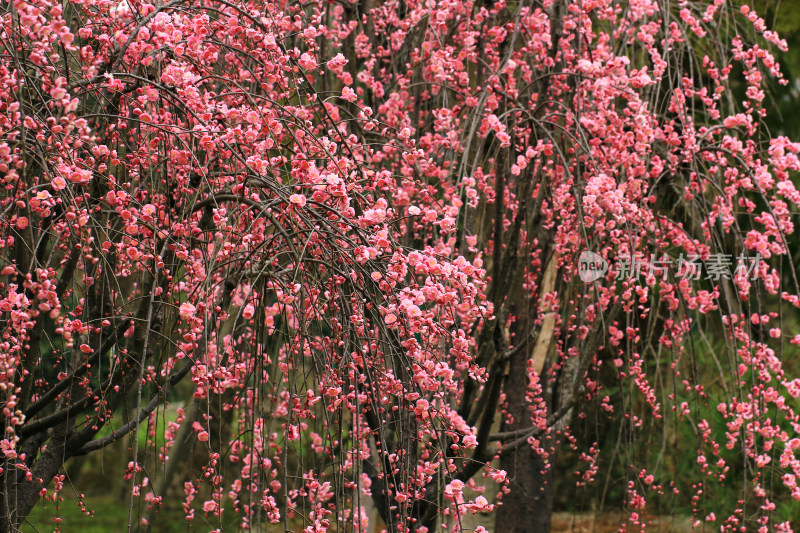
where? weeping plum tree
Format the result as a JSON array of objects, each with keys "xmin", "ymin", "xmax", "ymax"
[
  {"xmin": 3, "ymin": 0, "xmax": 800, "ymax": 531},
  {"xmin": 0, "ymin": 0, "xmax": 483, "ymax": 529}
]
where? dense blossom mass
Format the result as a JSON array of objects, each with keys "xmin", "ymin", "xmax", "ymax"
[{"xmin": 2, "ymin": 0, "xmax": 800, "ymax": 531}]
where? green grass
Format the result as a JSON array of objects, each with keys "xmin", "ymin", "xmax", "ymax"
[
  {"xmin": 23, "ymin": 493, "xmax": 143, "ymax": 533},
  {"xmin": 20, "ymin": 480, "xmax": 295, "ymax": 532},
  {"xmin": 22, "ymin": 491, "xmax": 234, "ymax": 533}
]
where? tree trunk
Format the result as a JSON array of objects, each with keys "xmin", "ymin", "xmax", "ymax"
[
  {"xmin": 495, "ymin": 253, "xmax": 559, "ymax": 533},
  {"xmin": 495, "ymin": 339, "xmax": 557, "ymax": 533},
  {"xmin": 0, "ymin": 426, "xmax": 69, "ymax": 531},
  {"xmin": 496, "ymin": 446, "xmax": 556, "ymax": 533}
]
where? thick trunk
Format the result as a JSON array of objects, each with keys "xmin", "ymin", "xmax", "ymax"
[
  {"xmin": 495, "ymin": 334, "xmax": 557, "ymax": 533},
  {"xmin": 495, "ymin": 253, "xmax": 559, "ymax": 533},
  {"xmin": 0, "ymin": 427, "xmax": 69, "ymax": 531},
  {"xmin": 496, "ymin": 446, "xmax": 556, "ymax": 533}
]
